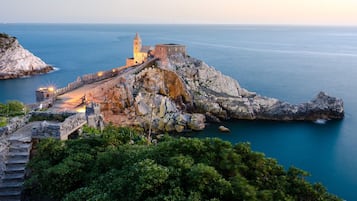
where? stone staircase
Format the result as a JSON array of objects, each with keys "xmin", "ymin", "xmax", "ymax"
[{"xmin": 0, "ymin": 136, "xmax": 32, "ymax": 201}]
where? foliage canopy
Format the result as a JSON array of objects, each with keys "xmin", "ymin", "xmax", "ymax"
[{"xmin": 25, "ymin": 126, "xmax": 341, "ymax": 201}]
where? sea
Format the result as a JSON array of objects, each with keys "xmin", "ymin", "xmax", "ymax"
[{"xmin": 1, "ymin": 24, "xmax": 357, "ymax": 200}]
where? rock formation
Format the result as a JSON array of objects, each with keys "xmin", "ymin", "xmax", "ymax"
[
  {"xmin": 0, "ymin": 33, "xmax": 53, "ymax": 79},
  {"xmin": 88, "ymin": 54, "xmax": 343, "ymax": 133}
]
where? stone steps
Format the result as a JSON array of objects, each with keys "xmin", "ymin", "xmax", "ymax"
[
  {"xmin": 2, "ymin": 173, "xmax": 25, "ymax": 183},
  {"xmin": 0, "ymin": 137, "xmax": 32, "ymax": 201},
  {"xmin": 0, "ymin": 182, "xmax": 24, "ymax": 192},
  {"xmin": 0, "ymin": 190, "xmax": 22, "ymax": 201},
  {"xmin": 5, "ymin": 163, "xmax": 27, "ymax": 170},
  {"xmin": 4, "ymin": 166, "xmax": 26, "ymax": 175},
  {"xmin": 9, "ymin": 146, "xmax": 30, "ymax": 153},
  {"xmin": 5, "ymin": 159, "xmax": 29, "ymax": 166},
  {"xmin": 7, "ymin": 153, "xmax": 29, "ymax": 161}
]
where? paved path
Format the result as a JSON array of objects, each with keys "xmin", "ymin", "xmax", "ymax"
[
  {"xmin": 0, "ymin": 122, "xmax": 40, "ymax": 201},
  {"xmin": 50, "ymin": 77, "xmax": 118, "ymax": 112},
  {"xmin": 49, "ymin": 59, "xmax": 154, "ymax": 113}
]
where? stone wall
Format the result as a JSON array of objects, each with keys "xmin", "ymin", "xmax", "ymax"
[
  {"xmin": 59, "ymin": 113, "xmax": 86, "ymax": 140},
  {"xmin": 30, "ymin": 111, "xmax": 77, "ymax": 122},
  {"xmin": 54, "ymin": 68, "xmax": 121, "ymax": 97},
  {"xmin": 31, "ymin": 67, "xmax": 126, "ymax": 110},
  {"xmin": 0, "ymin": 115, "xmax": 30, "ymax": 136},
  {"xmin": 31, "ymin": 112, "xmax": 86, "ymax": 140},
  {"xmin": 154, "ymin": 44, "xmax": 186, "ymax": 64}
]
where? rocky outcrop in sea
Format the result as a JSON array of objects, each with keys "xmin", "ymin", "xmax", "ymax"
[
  {"xmin": 0, "ymin": 33, "xmax": 53, "ymax": 79},
  {"xmin": 91, "ymin": 54, "xmax": 344, "ymax": 133}
]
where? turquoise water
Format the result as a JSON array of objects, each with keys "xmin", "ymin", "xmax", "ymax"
[{"xmin": 1, "ymin": 24, "xmax": 357, "ymax": 200}]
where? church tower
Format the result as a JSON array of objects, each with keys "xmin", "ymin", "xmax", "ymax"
[{"xmin": 133, "ymin": 33, "xmax": 142, "ymax": 63}]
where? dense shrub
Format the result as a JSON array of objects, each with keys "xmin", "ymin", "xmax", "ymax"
[
  {"xmin": 0, "ymin": 100, "xmax": 27, "ymax": 117},
  {"xmin": 25, "ymin": 126, "xmax": 341, "ymax": 201},
  {"xmin": 0, "ymin": 116, "xmax": 7, "ymax": 127}
]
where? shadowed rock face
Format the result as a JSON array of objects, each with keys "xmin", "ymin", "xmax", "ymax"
[
  {"xmin": 94, "ymin": 54, "xmax": 344, "ymax": 133},
  {"xmin": 0, "ymin": 33, "xmax": 53, "ymax": 79},
  {"xmin": 173, "ymin": 56, "xmax": 344, "ymax": 122}
]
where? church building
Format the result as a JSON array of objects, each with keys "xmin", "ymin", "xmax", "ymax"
[
  {"xmin": 126, "ymin": 33, "xmax": 153, "ymax": 66},
  {"xmin": 126, "ymin": 33, "xmax": 187, "ymax": 66}
]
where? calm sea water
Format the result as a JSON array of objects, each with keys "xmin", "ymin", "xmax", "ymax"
[{"xmin": 1, "ymin": 24, "xmax": 357, "ymax": 200}]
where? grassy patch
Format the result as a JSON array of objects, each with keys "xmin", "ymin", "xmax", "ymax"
[{"xmin": 0, "ymin": 117, "xmax": 7, "ymax": 127}]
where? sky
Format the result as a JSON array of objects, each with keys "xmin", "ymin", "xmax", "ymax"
[{"xmin": 1, "ymin": 0, "xmax": 357, "ymax": 25}]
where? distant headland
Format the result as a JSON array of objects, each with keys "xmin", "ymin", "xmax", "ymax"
[
  {"xmin": 0, "ymin": 33, "xmax": 53, "ymax": 80},
  {"xmin": 34, "ymin": 33, "xmax": 344, "ymax": 134}
]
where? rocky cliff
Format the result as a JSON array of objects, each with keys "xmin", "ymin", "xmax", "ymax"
[
  {"xmin": 88, "ymin": 55, "xmax": 344, "ymax": 133},
  {"xmin": 0, "ymin": 33, "xmax": 53, "ymax": 79}
]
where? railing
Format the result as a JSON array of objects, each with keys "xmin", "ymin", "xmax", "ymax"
[{"xmin": 54, "ymin": 66, "xmax": 125, "ymax": 97}]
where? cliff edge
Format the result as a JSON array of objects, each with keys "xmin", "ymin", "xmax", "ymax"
[
  {"xmin": 0, "ymin": 33, "xmax": 53, "ymax": 79},
  {"xmin": 85, "ymin": 54, "xmax": 344, "ymax": 133}
]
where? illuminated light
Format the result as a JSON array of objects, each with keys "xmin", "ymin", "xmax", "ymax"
[
  {"xmin": 48, "ymin": 86, "xmax": 55, "ymax": 92},
  {"xmin": 97, "ymin": 72, "xmax": 103, "ymax": 77},
  {"xmin": 76, "ymin": 106, "xmax": 86, "ymax": 113},
  {"xmin": 112, "ymin": 69, "xmax": 116, "ymax": 72}
]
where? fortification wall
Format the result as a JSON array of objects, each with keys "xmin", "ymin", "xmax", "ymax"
[
  {"xmin": 154, "ymin": 44, "xmax": 186, "ymax": 62},
  {"xmin": 54, "ymin": 68, "xmax": 120, "ymax": 97},
  {"xmin": 31, "ymin": 67, "xmax": 125, "ymax": 111}
]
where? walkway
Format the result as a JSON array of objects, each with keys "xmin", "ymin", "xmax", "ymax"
[{"xmin": 48, "ymin": 61, "xmax": 151, "ymax": 113}]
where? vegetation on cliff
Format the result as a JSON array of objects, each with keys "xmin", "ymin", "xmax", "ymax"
[
  {"xmin": 25, "ymin": 126, "xmax": 341, "ymax": 201},
  {"xmin": 0, "ymin": 101, "xmax": 28, "ymax": 125},
  {"xmin": 0, "ymin": 33, "xmax": 16, "ymax": 50},
  {"xmin": 0, "ymin": 117, "xmax": 6, "ymax": 127}
]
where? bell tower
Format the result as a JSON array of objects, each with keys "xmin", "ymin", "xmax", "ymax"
[{"xmin": 133, "ymin": 33, "xmax": 142, "ymax": 63}]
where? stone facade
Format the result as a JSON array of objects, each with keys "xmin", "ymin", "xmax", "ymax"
[
  {"xmin": 154, "ymin": 44, "xmax": 186, "ymax": 62},
  {"xmin": 85, "ymin": 102, "xmax": 104, "ymax": 131},
  {"xmin": 36, "ymin": 87, "xmax": 55, "ymax": 102}
]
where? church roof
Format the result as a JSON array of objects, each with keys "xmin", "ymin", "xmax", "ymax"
[{"xmin": 134, "ymin": 32, "xmax": 141, "ymax": 40}]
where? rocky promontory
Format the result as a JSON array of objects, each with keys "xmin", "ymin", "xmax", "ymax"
[
  {"xmin": 85, "ymin": 54, "xmax": 344, "ymax": 133},
  {"xmin": 0, "ymin": 33, "xmax": 53, "ymax": 79}
]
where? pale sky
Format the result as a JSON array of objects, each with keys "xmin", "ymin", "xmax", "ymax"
[{"xmin": 1, "ymin": 0, "xmax": 357, "ymax": 25}]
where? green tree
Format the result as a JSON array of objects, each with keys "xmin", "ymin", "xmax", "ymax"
[{"xmin": 25, "ymin": 127, "xmax": 343, "ymax": 201}]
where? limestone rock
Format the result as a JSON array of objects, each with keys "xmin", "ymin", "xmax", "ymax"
[
  {"xmin": 97, "ymin": 54, "xmax": 343, "ymax": 134},
  {"xmin": 218, "ymin": 126, "xmax": 230, "ymax": 133},
  {"xmin": 0, "ymin": 33, "xmax": 53, "ymax": 79},
  {"xmin": 188, "ymin": 114, "xmax": 206, "ymax": 131},
  {"xmin": 196, "ymin": 62, "xmax": 241, "ymax": 97}
]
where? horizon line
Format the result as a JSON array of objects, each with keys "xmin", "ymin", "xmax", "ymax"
[{"xmin": 1, "ymin": 22, "xmax": 357, "ymax": 27}]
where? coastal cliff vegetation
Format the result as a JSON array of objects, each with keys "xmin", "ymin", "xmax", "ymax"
[
  {"xmin": 0, "ymin": 33, "xmax": 16, "ymax": 50},
  {"xmin": 25, "ymin": 125, "xmax": 341, "ymax": 201},
  {"xmin": 0, "ymin": 100, "xmax": 27, "ymax": 120}
]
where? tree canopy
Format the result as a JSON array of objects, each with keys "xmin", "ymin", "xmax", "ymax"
[{"xmin": 25, "ymin": 125, "xmax": 341, "ymax": 201}]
